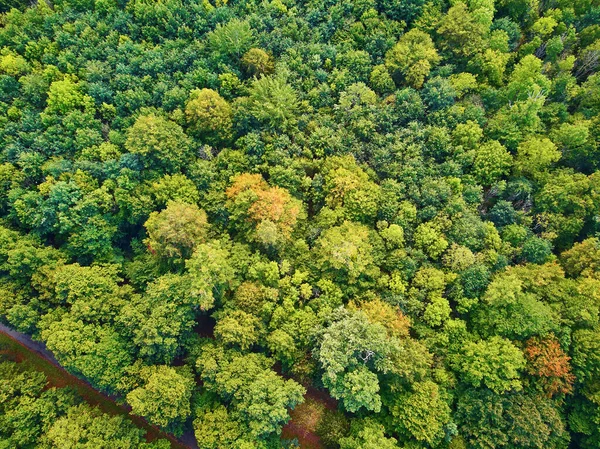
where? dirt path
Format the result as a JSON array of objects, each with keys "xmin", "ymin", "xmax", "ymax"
[
  {"xmin": 0, "ymin": 323, "xmax": 198, "ymax": 449},
  {"xmin": 281, "ymin": 382, "xmax": 338, "ymax": 449}
]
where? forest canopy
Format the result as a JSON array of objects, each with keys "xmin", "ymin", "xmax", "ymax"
[{"xmin": 0, "ymin": 0, "xmax": 600, "ymax": 448}]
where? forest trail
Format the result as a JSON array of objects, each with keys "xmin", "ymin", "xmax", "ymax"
[
  {"xmin": 0, "ymin": 323, "xmax": 330, "ymax": 449},
  {"xmin": 0, "ymin": 324, "xmax": 198, "ymax": 449}
]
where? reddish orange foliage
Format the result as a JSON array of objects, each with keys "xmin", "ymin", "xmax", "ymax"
[
  {"xmin": 225, "ymin": 173, "xmax": 267, "ymax": 198},
  {"xmin": 524, "ymin": 335, "xmax": 575, "ymax": 396},
  {"xmin": 226, "ymin": 173, "xmax": 302, "ymax": 239},
  {"xmin": 249, "ymin": 187, "xmax": 300, "ymax": 236}
]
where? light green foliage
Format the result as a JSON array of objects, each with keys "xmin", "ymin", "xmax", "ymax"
[
  {"xmin": 314, "ymin": 309, "xmax": 401, "ymax": 413},
  {"xmin": 214, "ymin": 309, "xmax": 261, "ymax": 350},
  {"xmin": 185, "ymin": 239, "xmax": 237, "ymax": 311},
  {"xmin": 0, "ymin": 51, "xmax": 29, "ymax": 76},
  {"xmin": 385, "ymin": 29, "xmax": 440, "ymax": 88},
  {"xmin": 414, "ymin": 223, "xmax": 448, "ymax": 259},
  {"xmin": 185, "ymin": 88, "xmax": 233, "ymax": 144},
  {"xmin": 144, "ymin": 202, "xmax": 208, "ymax": 260},
  {"xmin": 125, "ymin": 114, "xmax": 193, "ymax": 171},
  {"xmin": 506, "ymin": 55, "xmax": 551, "ymax": 101},
  {"xmin": 514, "ymin": 137, "xmax": 561, "ymax": 179},
  {"xmin": 247, "ymin": 75, "xmax": 299, "ymax": 130},
  {"xmin": 386, "ymin": 380, "xmax": 451, "ymax": 445},
  {"xmin": 44, "ymin": 404, "xmax": 160, "ymax": 449},
  {"xmin": 532, "ymin": 16, "xmax": 558, "ymax": 37},
  {"xmin": 41, "ymin": 318, "xmax": 133, "ymax": 394},
  {"xmin": 323, "ymin": 156, "xmax": 381, "ymax": 222},
  {"xmin": 208, "ymin": 19, "xmax": 254, "ymax": 58},
  {"xmin": 196, "ymin": 344, "xmax": 305, "ymax": 438},
  {"xmin": 0, "ymin": 361, "xmax": 77, "ymax": 448},
  {"xmin": 452, "ymin": 336, "xmax": 526, "ymax": 393},
  {"xmin": 151, "ymin": 174, "xmax": 200, "ymax": 206},
  {"xmin": 474, "ymin": 269, "xmax": 558, "ymax": 339},
  {"xmin": 118, "ymin": 273, "xmax": 198, "ymax": 364},
  {"xmin": 127, "ymin": 365, "xmax": 194, "ymax": 429},
  {"xmin": 43, "ymin": 77, "xmax": 93, "ymax": 116},
  {"xmin": 314, "ymin": 221, "xmax": 379, "ymax": 283},
  {"xmin": 472, "ymin": 140, "xmax": 512, "ymax": 186},
  {"xmin": 339, "ymin": 418, "xmax": 400, "ymax": 449},
  {"xmin": 437, "ymin": 2, "xmax": 487, "ymax": 58},
  {"xmin": 561, "ymin": 238, "xmax": 600, "ymax": 277}
]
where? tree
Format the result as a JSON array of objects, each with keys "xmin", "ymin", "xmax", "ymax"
[
  {"xmin": 456, "ymin": 389, "xmax": 569, "ymax": 449},
  {"xmin": 314, "ymin": 221, "xmax": 379, "ymax": 284},
  {"xmin": 472, "ymin": 140, "xmax": 512, "ymax": 186},
  {"xmin": 451, "ymin": 336, "xmax": 526, "ymax": 393},
  {"xmin": 44, "ymin": 404, "xmax": 168, "ymax": 449},
  {"xmin": 0, "ymin": 361, "xmax": 77, "ymax": 448},
  {"xmin": 151, "ymin": 173, "xmax": 200, "ymax": 206},
  {"xmin": 314, "ymin": 309, "xmax": 400, "ymax": 413},
  {"xmin": 322, "ymin": 155, "xmax": 381, "ymax": 222},
  {"xmin": 385, "ymin": 380, "xmax": 451, "ymax": 446},
  {"xmin": 437, "ymin": 2, "xmax": 487, "ymax": 58},
  {"xmin": 185, "ymin": 239, "xmax": 237, "ymax": 311},
  {"xmin": 118, "ymin": 273, "xmax": 198, "ymax": 364},
  {"xmin": 413, "ymin": 223, "xmax": 448, "ymax": 260},
  {"xmin": 242, "ymin": 48, "xmax": 274, "ymax": 77},
  {"xmin": 214, "ymin": 310, "xmax": 261, "ymax": 350},
  {"xmin": 226, "ymin": 173, "xmax": 303, "ymax": 246},
  {"xmin": 41, "ymin": 318, "xmax": 133, "ymax": 394},
  {"xmin": 185, "ymin": 88, "xmax": 233, "ymax": 145},
  {"xmin": 339, "ymin": 418, "xmax": 400, "ymax": 449},
  {"xmin": 385, "ymin": 29, "xmax": 440, "ymax": 88},
  {"xmin": 514, "ymin": 137, "xmax": 561, "ymax": 180},
  {"xmin": 560, "ymin": 238, "xmax": 600, "ymax": 277},
  {"xmin": 124, "ymin": 114, "xmax": 193, "ymax": 172},
  {"xmin": 144, "ymin": 202, "xmax": 208, "ymax": 261},
  {"xmin": 196, "ymin": 344, "xmax": 305, "ymax": 438},
  {"xmin": 473, "ymin": 270, "xmax": 558, "ymax": 340},
  {"xmin": 571, "ymin": 328, "xmax": 600, "ymax": 385},
  {"xmin": 524, "ymin": 335, "xmax": 574, "ymax": 396},
  {"xmin": 246, "ymin": 75, "xmax": 299, "ymax": 131},
  {"xmin": 208, "ymin": 19, "xmax": 254, "ymax": 59},
  {"xmin": 127, "ymin": 365, "xmax": 194, "ymax": 431}
]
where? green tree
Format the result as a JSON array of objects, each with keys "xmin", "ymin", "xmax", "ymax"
[
  {"xmin": 127, "ymin": 365, "xmax": 194, "ymax": 431},
  {"xmin": 456, "ymin": 389, "xmax": 569, "ymax": 449},
  {"xmin": 339, "ymin": 418, "xmax": 400, "ymax": 449},
  {"xmin": 437, "ymin": 2, "xmax": 487, "ymax": 58},
  {"xmin": 196, "ymin": 344, "xmax": 305, "ymax": 438},
  {"xmin": 144, "ymin": 202, "xmax": 208, "ymax": 261},
  {"xmin": 314, "ymin": 309, "xmax": 400, "ymax": 413},
  {"xmin": 246, "ymin": 75, "xmax": 299, "ymax": 131},
  {"xmin": 214, "ymin": 310, "xmax": 261, "ymax": 350},
  {"xmin": 472, "ymin": 140, "xmax": 512, "ymax": 186},
  {"xmin": 451, "ymin": 336, "xmax": 526, "ymax": 393},
  {"xmin": 242, "ymin": 48, "xmax": 274, "ymax": 77},
  {"xmin": 44, "ymin": 404, "xmax": 168, "ymax": 449},
  {"xmin": 41, "ymin": 318, "xmax": 133, "ymax": 394},
  {"xmin": 208, "ymin": 19, "xmax": 254, "ymax": 59},
  {"xmin": 185, "ymin": 88, "xmax": 233, "ymax": 145},
  {"xmin": 385, "ymin": 29, "xmax": 440, "ymax": 88},
  {"xmin": 314, "ymin": 221, "xmax": 380, "ymax": 284},
  {"xmin": 514, "ymin": 137, "xmax": 561, "ymax": 180},
  {"xmin": 385, "ymin": 380, "xmax": 451, "ymax": 446},
  {"xmin": 124, "ymin": 114, "xmax": 193, "ymax": 172}
]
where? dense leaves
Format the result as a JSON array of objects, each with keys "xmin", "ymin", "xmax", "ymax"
[{"xmin": 0, "ymin": 0, "xmax": 599, "ymax": 447}]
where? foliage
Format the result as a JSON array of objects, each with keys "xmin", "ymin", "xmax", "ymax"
[{"xmin": 0, "ymin": 0, "xmax": 599, "ymax": 447}]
